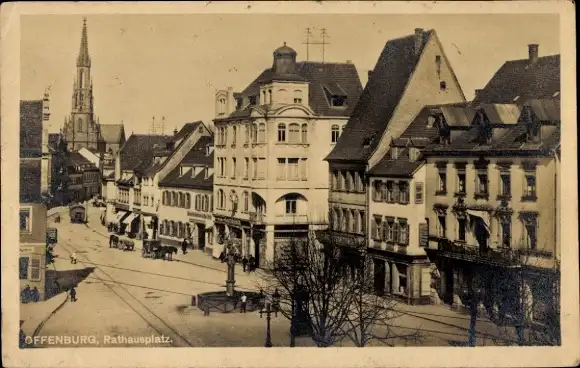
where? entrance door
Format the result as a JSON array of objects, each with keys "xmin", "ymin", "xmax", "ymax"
[
  {"xmin": 472, "ymin": 216, "xmax": 490, "ymax": 252},
  {"xmin": 253, "ymin": 233, "xmax": 262, "ymax": 267},
  {"xmin": 198, "ymin": 224, "xmax": 206, "ymax": 250},
  {"xmin": 373, "ymin": 259, "xmax": 386, "ymax": 296}
]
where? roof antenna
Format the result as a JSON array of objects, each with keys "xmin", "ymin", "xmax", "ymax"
[
  {"xmin": 302, "ymin": 28, "xmax": 313, "ymax": 61},
  {"xmin": 320, "ymin": 28, "xmax": 329, "ymax": 64}
]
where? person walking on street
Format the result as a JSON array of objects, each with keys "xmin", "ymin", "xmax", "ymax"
[
  {"xmin": 70, "ymin": 286, "xmax": 77, "ymax": 302},
  {"xmin": 242, "ymin": 257, "xmax": 248, "ymax": 272},
  {"xmin": 70, "ymin": 252, "xmax": 77, "ymax": 264},
  {"xmin": 181, "ymin": 239, "xmax": 188, "ymax": 255},
  {"xmin": 240, "ymin": 293, "xmax": 247, "ymax": 313},
  {"xmin": 248, "ymin": 256, "xmax": 256, "ymax": 272}
]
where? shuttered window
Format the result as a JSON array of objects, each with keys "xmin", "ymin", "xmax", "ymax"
[{"xmin": 30, "ymin": 258, "xmax": 41, "ymax": 281}]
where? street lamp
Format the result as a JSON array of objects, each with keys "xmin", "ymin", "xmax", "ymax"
[{"xmin": 259, "ymin": 289, "xmax": 281, "ymax": 348}]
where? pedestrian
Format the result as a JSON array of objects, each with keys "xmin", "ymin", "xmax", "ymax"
[
  {"xmin": 70, "ymin": 286, "xmax": 77, "ymax": 302},
  {"xmin": 249, "ymin": 256, "xmax": 256, "ymax": 272},
  {"xmin": 240, "ymin": 293, "xmax": 247, "ymax": 313},
  {"xmin": 31, "ymin": 287, "xmax": 40, "ymax": 302},
  {"xmin": 70, "ymin": 252, "xmax": 77, "ymax": 264},
  {"xmin": 181, "ymin": 239, "xmax": 188, "ymax": 255},
  {"xmin": 242, "ymin": 257, "xmax": 248, "ymax": 272},
  {"xmin": 219, "ymin": 250, "xmax": 226, "ymax": 263}
]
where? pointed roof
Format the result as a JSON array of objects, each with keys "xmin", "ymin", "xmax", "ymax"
[
  {"xmin": 77, "ymin": 18, "xmax": 91, "ymax": 67},
  {"xmin": 325, "ymin": 30, "xmax": 433, "ymax": 162},
  {"xmin": 99, "ymin": 124, "xmax": 125, "ymax": 144}
]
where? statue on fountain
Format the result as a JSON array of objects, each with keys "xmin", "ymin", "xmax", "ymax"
[{"xmin": 225, "ymin": 238, "xmax": 239, "ymax": 297}]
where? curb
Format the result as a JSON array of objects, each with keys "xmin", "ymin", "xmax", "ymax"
[{"xmin": 31, "ymin": 294, "xmax": 69, "ymax": 339}]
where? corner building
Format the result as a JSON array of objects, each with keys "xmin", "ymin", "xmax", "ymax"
[{"xmin": 213, "ymin": 43, "xmax": 362, "ymax": 267}]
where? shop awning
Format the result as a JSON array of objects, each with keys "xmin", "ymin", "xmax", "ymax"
[
  {"xmin": 122, "ymin": 212, "xmax": 138, "ymax": 225},
  {"xmin": 115, "ymin": 210, "xmax": 128, "ymax": 221},
  {"xmin": 467, "ymin": 210, "xmax": 491, "ymax": 232}
]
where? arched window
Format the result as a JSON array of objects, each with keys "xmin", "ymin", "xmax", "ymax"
[
  {"xmin": 230, "ymin": 190, "xmax": 237, "ymax": 211},
  {"xmin": 217, "ymin": 189, "xmax": 225, "ymax": 209},
  {"xmin": 278, "ymin": 123, "xmax": 286, "ymax": 142},
  {"xmin": 293, "ymin": 90, "xmax": 303, "ymax": 104},
  {"xmin": 172, "ymin": 192, "xmax": 178, "ymax": 207},
  {"xmin": 352, "ymin": 210, "xmax": 359, "ymax": 233},
  {"xmin": 331, "ymin": 125, "xmax": 340, "ymax": 143},
  {"xmin": 258, "ymin": 123, "xmax": 266, "ymax": 143},
  {"xmin": 341, "ymin": 209, "xmax": 348, "ymax": 231},
  {"xmin": 77, "ymin": 118, "xmax": 83, "ymax": 132},
  {"xmin": 186, "ymin": 193, "xmax": 191, "ymax": 209},
  {"xmin": 195, "ymin": 194, "xmax": 200, "ymax": 210},
  {"xmin": 244, "ymin": 125, "xmax": 250, "ymax": 144},
  {"xmin": 243, "ymin": 191, "xmax": 249, "ymax": 212},
  {"xmin": 232, "ymin": 126, "xmax": 237, "ymax": 145},
  {"xmin": 301, "ymin": 124, "xmax": 308, "ymax": 143},
  {"xmin": 162, "ymin": 191, "xmax": 166, "ymax": 205},
  {"xmin": 204, "ymin": 195, "xmax": 210, "ymax": 212},
  {"xmin": 252, "ymin": 124, "xmax": 258, "ymax": 143},
  {"xmin": 289, "ymin": 123, "xmax": 300, "ymax": 143},
  {"xmin": 178, "ymin": 192, "xmax": 184, "ymax": 207},
  {"xmin": 268, "ymin": 89, "xmax": 272, "ymax": 104}
]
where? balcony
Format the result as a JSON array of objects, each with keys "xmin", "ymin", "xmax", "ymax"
[
  {"xmin": 275, "ymin": 214, "xmax": 309, "ymax": 224},
  {"xmin": 435, "ymin": 239, "xmax": 520, "ymax": 267},
  {"xmin": 249, "ymin": 212, "xmax": 265, "ymax": 224},
  {"xmin": 315, "ymin": 230, "xmax": 366, "ymax": 249}
]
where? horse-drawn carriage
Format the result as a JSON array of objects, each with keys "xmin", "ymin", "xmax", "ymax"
[
  {"xmin": 69, "ymin": 203, "xmax": 87, "ymax": 224},
  {"xmin": 109, "ymin": 234, "xmax": 135, "ymax": 251},
  {"xmin": 142, "ymin": 239, "xmax": 177, "ymax": 261}
]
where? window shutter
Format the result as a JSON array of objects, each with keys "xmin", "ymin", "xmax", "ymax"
[
  {"xmin": 415, "ymin": 182, "xmax": 424, "ymax": 204},
  {"xmin": 30, "ymin": 258, "xmax": 41, "ymax": 281},
  {"xmin": 418, "ymin": 223, "xmax": 429, "ymax": 247},
  {"xmin": 393, "ymin": 182, "xmax": 400, "ymax": 203},
  {"xmin": 371, "ymin": 218, "xmax": 378, "ymax": 239}
]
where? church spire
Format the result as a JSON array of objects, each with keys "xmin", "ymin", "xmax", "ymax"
[{"xmin": 77, "ymin": 18, "xmax": 91, "ymax": 67}]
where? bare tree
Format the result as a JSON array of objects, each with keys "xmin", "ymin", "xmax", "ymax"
[{"xmin": 259, "ymin": 230, "xmax": 420, "ymax": 347}]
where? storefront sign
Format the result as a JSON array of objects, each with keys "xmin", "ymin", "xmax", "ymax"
[
  {"xmin": 187, "ymin": 211, "xmax": 212, "ymax": 220},
  {"xmin": 214, "ymin": 215, "xmax": 242, "ymax": 227},
  {"xmin": 20, "ymin": 247, "xmax": 35, "ymax": 253}
]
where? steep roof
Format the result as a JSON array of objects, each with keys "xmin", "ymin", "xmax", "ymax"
[
  {"xmin": 69, "ymin": 151, "xmax": 97, "ymax": 169},
  {"xmin": 159, "ymin": 136, "xmax": 214, "ymax": 190},
  {"xmin": 119, "ymin": 134, "xmax": 172, "ymax": 171},
  {"xmin": 99, "ymin": 124, "xmax": 125, "ymax": 144},
  {"xmin": 229, "ymin": 61, "xmax": 363, "ymax": 118},
  {"xmin": 20, "ymin": 100, "xmax": 43, "ymax": 158},
  {"xmin": 326, "ymin": 30, "xmax": 433, "ymax": 162},
  {"xmin": 472, "ymin": 54, "xmax": 560, "ymax": 105}
]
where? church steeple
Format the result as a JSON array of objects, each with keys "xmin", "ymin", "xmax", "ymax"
[{"xmin": 77, "ymin": 18, "xmax": 91, "ymax": 67}]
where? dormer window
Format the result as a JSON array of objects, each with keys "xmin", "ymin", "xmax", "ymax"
[
  {"xmin": 236, "ymin": 98, "xmax": 243, "ymax": 109},
  {"xmin": 206, "ymin": 144, "xmax": 213, "ymax": 156},
  {"xmin": 362, "ymin": 136, "xmax": 373, "ymax": 148},
  {"xmin": 390, "ymin": 147, "xmax": 399, "ymax": 160},
  {"xmin": 427, "ymin": 115, "xmax": 435, "ymax": 128},
  {"xmin": 294, "ymin": 90, "xmax": 303, "ymax": 104},
  {"xmin": 331, "ymin": 96, "xmax": 346, "ymax": 107},
  {"xmin": 323, "ymin": 83, "xmax": 348, "ymax": 108},
  {"xmin": 249, "ymin": 95, "xmax": 257, "ymax": 106},
  {"xmin": 409, "ymin": 147, "xmax": 419, "ymax": 161}
]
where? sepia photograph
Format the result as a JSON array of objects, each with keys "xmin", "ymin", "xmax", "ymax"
[{"xmin": 2, "ymin": 1, "xmax": 578, "ymax": 368}]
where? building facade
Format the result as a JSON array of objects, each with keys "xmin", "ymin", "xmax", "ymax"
[
  {"xmin": 158, "ymin": 136, "xmax": 215, "ymax": 254},
  {"xmin": 213, "ymin": 43, "xmax": 363, "ymax": 267},
  {"xmin": 20, "ymin": 98, "xmax": 51, "ymax": 301},
  {"xmin": 324, "ymin": 28, "xmax": 466, "ymax": 303}
]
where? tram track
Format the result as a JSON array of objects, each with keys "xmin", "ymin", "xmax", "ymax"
[{"xmin": 40, "ymin": 233, "xmax": 196, "ymax": 347}]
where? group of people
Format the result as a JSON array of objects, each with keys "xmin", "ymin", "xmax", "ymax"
[
  {"xmin": 20, "ymin": 285, "xmax": 41, "ymax": 303},
  {"xmin": 217, "ymin": 251, "xmax": 257, "ymax": 272}
]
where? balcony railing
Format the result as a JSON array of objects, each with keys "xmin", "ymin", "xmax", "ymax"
[
  {"xmin": 249, "ymin": 212, "xmax": 265, "ymax": 223},
  {"xmin": 315, "ymin": 230, "xmax": 366, "ymax": 249},
  {"xmin": 436, "ymin": 239, "xmax": 520, "ymax": 267}
]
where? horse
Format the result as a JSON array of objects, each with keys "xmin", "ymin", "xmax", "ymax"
[
  {"xmin": 109, "ymin": 234, "xmax": 119, "ymax": 248},
  {"xmin": 160, "ymin": 246, "xmax": 178, "ymax": 261}
]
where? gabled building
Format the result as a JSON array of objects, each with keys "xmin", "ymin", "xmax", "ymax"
[
  {"xmin": 323, "ymin": 28, "xmax": 466, "ymax": 295},
  {"xmin": 67, "ymin": 151, "xmax": 99, "ymax": 201},
  {"xmin": 19, "ymin": 97, "xmax": 51, "ymax": 301},
  {"xmin": 422, "ymin": 44, "xmax": 560, "ymax": 321},
  {"xmin": 213, "ymin": 43, "xmax": 363, "ymax": 267},
  {"xmin": 158, "ymin": 136, "xmax": 215, "ymax": 255}
]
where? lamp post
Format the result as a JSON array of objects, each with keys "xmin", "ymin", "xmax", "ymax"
[{"xmin": 260, "ymin": 289, "xmax": 281, "ymax": 348}]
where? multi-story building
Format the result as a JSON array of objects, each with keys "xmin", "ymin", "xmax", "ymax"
[
  {"xmin": 213, "ymin": 43, "xmax": 363, "ymax": 267},
  {"xmin": 48, "ymin": 133, "xmax": 69, "ymax": 205},
  {"xmin": 422, "ymin": 45, "xmax": 560, "ymax": 320},
  {"xmin": 158, "ymin": 136, "xmax": 215, "ymax": 254},
  {"xmin": 67, "ymin": 151, "xmax": 99, "ymax": 201},
  {"xmin": 19, "ymin": 97, "xmax": 51, "ymax": 301},
  {"xmin": 324, "ymin": 28, "xmax": 466, "ymax": 301}
]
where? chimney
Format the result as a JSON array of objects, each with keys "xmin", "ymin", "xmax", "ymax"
[
  {"xmin": 528, "ymin": 44, "xmax": 539, "ymax": 64},
  {"xmin": 414, "ymin": 28, "xmax": 424, "ymax": 56}
]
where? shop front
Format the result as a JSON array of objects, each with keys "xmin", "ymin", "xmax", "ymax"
[
  {"xmin": 213, "ymin": 215, "xmax": 252, "ymax": 260},
  {"xmin": 187, "ymin": 210, "xmax": 213, "ymax": 254}
]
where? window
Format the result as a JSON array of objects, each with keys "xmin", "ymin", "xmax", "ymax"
[
  {"xmin": 77, "ymin": 118, "xmax": 83, "ymax": 132},
  {"xmin": 415, "ymin": 182, "xmax": 424, "ymax": 204},
  {"xmin": 289, "ymin": 124, "xmax": 300, "ymax": 143},
  {"xmin": 385, "ymin": 181, "xmax": 394, "ymax": 202},
  {"xmin": 345, "ymin": 172, "xmax": 353, "ymax": 191},
  {"xmin": 396, "ymin": 264, "xmax": 408, "ymax": 295},
  {"xmin": 392, "ymin": 222, "xmax": 400, "ymax": 244},
  {"xmin": 331, "ymin": 95, "xmax": 346, "ymax": 107},
  {"xmin": 523, "ymin": 217, "xmax": 537, "ymax": 249},
  {"xmin": 500, "ymin": 171, "xmax": 511, "ymax": 197},
  {"xmin": 435, "ymin": 55, "xmax": 442, "ymax": 78},
  {"xmin": 294, "ymin": 90, "xmax": 303, "ymax": 104},
  {"xmin": 399, "ymin": 220, "xmax": 409, "ymax": 245},
  {"xmin": 457, "ymin": 171, "xmax": 466, "ymax": 194},
  {"xmin": 258, "ymin": 158, "xmax": 266, "ymax": 179},
  {"xmin": 398, "ymin": 182, "xmax": 409, "ymax": 204},
  {"xmin": 523, "ymin": 172, "xmax": 537, "ymax": 200},
  {"xmin": 352, "ymin": 210, "xmax": 359, "ymax": 233},
  {"xmin": 258, "ymin": 123, "xmax": 266, "ymax": 143},
  {"xmin": 440, "ymin": 81, "xmax": 447, "ymax": 90},
  {"xmin": 19, "ymin": 257, "xmax": 29, "ymax": 280},
  {"xmin": 278, "ymin": 124, "xmax": 286, "ymax": 142},
  {"xmin": 268, "ymin": 90, "xmax": 272, "ymax": 104},
  {"xmin": 373, "ymin": 181, "xmax": 384, "ymax": 201},
  {"xmin": 437, "ymin": 167, "xmax": 447, "ymax": 194},
  {"xmin": 331, "ymin": 171, "xmax": 338, "ymax": 190},
  {"xmin": 249, "ymin": 95, "xmax": 257, "ymax": 105},
  {"xmin": 195, "ymin": 195, "xmax": 200, "ymax": 211},
  {"xmin": 285, "ymin": 195, "xmax": 297, "ymax": 214},
  {"xmin": 476, "ymin": 169, "xmax": 488, "ymax": 198},
  {"xmin": 458, "ymin": 217, "xmax": 467, "ymax": 241},
  {"xmin": 372, "ymin": 216, "xmax": 382, "ymax": 240},
  {"xmin": 300, "ymin": 159, "xmax": 308, "ymax": 180},
  {"xmin": 385, "ymin": 219, "xmax": 394, "ymax": 242},
  {"xmin": 243, "ymin": 192, "xmax": 249, "ymax": 212},
  {"xmin": 252, "ymin": 158, "xmax": 258, "ymax": 179},
  {"xmin": 20, "ymin": 209, "xmax": 31, "ymax": 232},
  {"xmin": 301, "ymin": 124, "xmax": 308, "ymax": 143},
  {"xmin": 360, "ymin": 211, "xmax": 366, "ymax": 235},
  {"xmin": 244, "ymin": 158, "xmax": 249, "ymax": 179},
  {"xmin": 217, "ymin": 189, "xmax": 225, "ymax": 209},
  {"xmin": 232, "ymin": 126, "xmax": 237, "ymax": 145},
  {"xmin": 244, "ymin": 125, "xmax": 250, "ymax": 144},
  {"xmin": 232, "ymin": 158, "xmax": 237, "ymax": 178},
  {"xmin": 186, "ymin": 193, "xmax": 191, "ymax": 208},
  {"xmin": 500, "ymin": 219, "xmax": 511, "ymax": 248},
  {"xmin": 30, "ymin": 258, "xmax": 41, "ymax": 280},
  {"xmin": 223, "ymin": 127, "xmax": 228, "ymax": 146},
  {"xmin": 331, "ymin": 125, "xmax": 340, "ymax": 143},
  {"xmin": 437, "ymin": 215, "xmax": 447, "ymax": 238},
  {"xmin": 288, "ymin": 158, "xmax": 299, "ymax": 180},
  {"xmin": 341, "ymin": 209, "xmax": 348, "ymax": 231},
  {"xmin": 277, "ymin": 158, "xmax": 286, "ymax": 180}
]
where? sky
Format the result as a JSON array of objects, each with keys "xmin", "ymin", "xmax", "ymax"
[{"xmin": 20, "ymin": 14, "xmax": 560, "ymax": 135}]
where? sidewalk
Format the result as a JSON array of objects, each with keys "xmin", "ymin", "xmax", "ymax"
[{"xmin": 20, "ymin": 291, "xmax": 68, "ymax": 338}]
